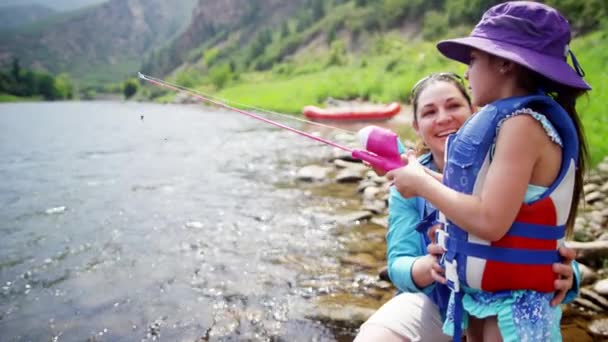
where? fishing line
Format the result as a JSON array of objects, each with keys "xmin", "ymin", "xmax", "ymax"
[
  {"xmin": 138, "ymin": 72, "xmax": 355, "ymax": 153},
  {"xmin": 138, "ymin": 73, "xmax": 357, "ymax": 136}
]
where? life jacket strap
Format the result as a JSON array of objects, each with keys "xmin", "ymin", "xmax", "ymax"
[
  {"xmin": 445, "ymin": 237, "xmax": 561, "ymax": 265},
  {"xmin": 506, "ymin": 222, "xmax": 566, "ymax": 240}
]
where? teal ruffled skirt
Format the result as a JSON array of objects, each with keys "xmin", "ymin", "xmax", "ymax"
[{"xmin": 443, "ymin": 289, "xmax": 562, "ymax": 341}]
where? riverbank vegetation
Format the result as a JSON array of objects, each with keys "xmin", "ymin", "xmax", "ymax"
[
  {"xmin": 0, "ymin": 58, "xmax": 73, "ymax": 101},
  {"xmin": 154, "ymin": 28, "xmax": 607, "ymax": 165},
  {"xmin": 137, "ymin": 0, "xmax": 607, "ymax": 164}
]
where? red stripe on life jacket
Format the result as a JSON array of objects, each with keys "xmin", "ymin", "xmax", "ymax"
[{"xmin": 480, "ymin": 197, "xmax": 559, "ymax": 292}]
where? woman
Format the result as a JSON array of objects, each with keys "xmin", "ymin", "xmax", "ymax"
[{"xmin": 355, "ymin": 72, "xmax": 580, "ymax": 342}]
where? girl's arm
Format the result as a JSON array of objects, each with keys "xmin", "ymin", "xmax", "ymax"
[
  {"xmin": 423, "ymin": 167, "xmax": 443, "ymax": 182},
  {"xmin": 388, "ymin": 115, "xmax": 546, "ymax": 241}
]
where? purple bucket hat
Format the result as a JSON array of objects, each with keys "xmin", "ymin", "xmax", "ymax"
[{"xmin": 437, "ymin": 1, "xmax": 591, "ymax": 90}]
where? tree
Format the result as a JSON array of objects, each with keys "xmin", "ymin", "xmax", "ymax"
[
  {"xmin": 311, "ymin": 0, "xmax": 325, "ymax": 20},
  {"xmin": 11, "ymin": 58, "xmax": 21, "ymax": 83},
  {"xmin": 209, "ymin": 63, "xmax": 233, "ymax": 89},
  {"xmin": 280, "ymin": 21, "xmax": 290, "ymax": 39},
  {"xmin": 54, "ymin": 73, "xmax": 73, "ymax": 99},
  {"xmin": 123, "ymin": 78, "xmax": 139, "ymax": 99}
]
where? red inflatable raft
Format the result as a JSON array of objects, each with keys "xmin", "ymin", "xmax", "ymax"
[{"xmin": 302, "ymin": 102, "xmax": 401, "ymax": 121}]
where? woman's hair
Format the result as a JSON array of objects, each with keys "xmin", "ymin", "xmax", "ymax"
[
  {"xmin": 409, "ymin": 73, "xmax": 473, "ymax": 156},
  {"xmin": 516, "ymin": 67, "xmax": 589, "ymax": 238}
]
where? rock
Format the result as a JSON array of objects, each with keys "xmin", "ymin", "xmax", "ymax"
[
  {"xmin": 573, "ymin": 297, "xmax": 604, "ymax": 312},
  {"xmin": 585, "ymin": 191, "xmax": 603, "ymax": 204},
  {"xmin": 584, "ymin": 183, "xmax": 600, "ymax": 194},
  {"xmin": 362, "ymin": 186, "xmax": 381, "ymax": 201},
  {"xmin": 374, "ymin": 280, "xmax": 393, "ymax": 290},
  {"xmin": 593, "ymin": 278, "xmax": 608, "ymax": 296},
  {"xmin": 598, "ymin": 232, "xmax": 608, "ymax": 241},
  {"xmin": 579, "ymin": 263, "xmax": 599, "ymax": 286},
  {"xmin": 587, "ymin": 221, "xmax": 603, "ymax": 235},
  {"xmin": 336, "ymin": 169, "xmax": 364, "ymax": 183},
  {"xmin": 589, "ymin": 210, "xmax": 605, "ymax": 225},
  {"xmin": 296, "ymin": 165, "xmax": 330, "ymax": 182},
  {"xmin": 341, "ymin": 253, "xmax": 379, "ymax": 269},
  {"xmin": 311, "ymin": 305, "xmax": 376, "ymax": 328},
  {"xmin": 601, "ymin": 208, "xmax": 608, "ymax": 218},
  {"xmin": 357, "ymin": 180, "xmax": 377, "ymax": 193},
  {"xmin": 378, "ymin": 266, "xmax": 390, "ymax": 282},
  {"xmin": 334, "ymin": 159, "xmax": 367, "ymax": 172},
  {"xmin": 589, "ymin": 318, "xmax": 608, "ymax": 338},
  {"xmin": 601, "ymin": 182, "xmax": 608, "ymax": 194},
  {"xmin": 365, "ymin": 170, "xmax": 388, "ymax": 185},
  {"xmin": 335, "ymin": 211, "xmax": 373, "ymax": 225},
  {"xmin": 371, "ymin": 216, "xmax": 389, "ymax": 229},
  {"xmin": 566, "ymin": 240, "xmax": 608, "ymax": 264},
  {"xmin": 580, "ymin": 288, "xmax": 608, "ymax": 310},
  {"xmin": 363, "ymin": 200, "xmax": 386, "ymax": 214},
  {"xmin": 598, "ymin": 162, "xmax": 608, "ymax": 174},
  {"xmin": 173, "ymin": 92, "xmax": 198, "ymax": 104},
  {"xmin": 332, "ymin": 150, "xmax": 359, "ymax": 162},
  {"xmin": 587, "ymin": 172, "xmax": 603, "ymax": 184}
]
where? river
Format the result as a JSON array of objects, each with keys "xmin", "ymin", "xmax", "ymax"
[{"xmin": 0, "ymin": 101, "xmax": 414, "ymax": 341}]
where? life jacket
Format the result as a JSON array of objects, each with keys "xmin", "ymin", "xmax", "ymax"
[
  {"xmin": 413, "ymin": 154, "xmax": 452, "ymax": 320},
  {"xmin": 437, "ymin": 94, "xmax": 578, "ymax": 338}
]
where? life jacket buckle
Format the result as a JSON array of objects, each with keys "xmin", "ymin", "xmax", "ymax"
[
  {"xmin": 436, "ymin": 229, "xmax": 449, "ymax": 250},
  {"xmin": 444, "ymin": 259, "xmax": 460, "ymax": 293}
]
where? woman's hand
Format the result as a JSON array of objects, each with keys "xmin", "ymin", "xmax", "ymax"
[
  {"xmin": 386, "ymin": 151, "xmax": 430, "ymax": 198},
  {"xmin": 427, "ymin": 242, "xmax": 446, "ymax": 284},
  {"xmin": 426, "ymin": 224, "xmax": 447, "ymax": 284},
  {"xmin": 550, "ymin": 246, "xmax": 576, "ymax": 306}
]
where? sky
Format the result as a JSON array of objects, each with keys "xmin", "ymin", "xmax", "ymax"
[{"xmin": 0, "ymin": 0, "xmax": 107, "ymax": 11}]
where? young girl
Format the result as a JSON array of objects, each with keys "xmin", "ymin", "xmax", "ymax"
[
  {"xmin": 355, "ymin": 73, "xmax": 580, "ymax": 342},
  {"xmin": 386, "ymin": 2, "xmax": 590, "ymax": 341}
]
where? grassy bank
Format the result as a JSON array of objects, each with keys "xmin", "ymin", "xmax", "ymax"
[
  {"xmin": 0, "ymin": 93, "xmax": 42, "ymax": 102},
  {"xmin": 203, "ymin": 30, "xmax": 607, "ymax": 166},
  {"xmin": 571, "ymin": 30, "xmax": 608, "ymax": 166}
]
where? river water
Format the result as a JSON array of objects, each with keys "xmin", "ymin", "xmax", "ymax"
[{"xmin": 0, "ymin": 101, "xmax": 413, "ymax": 341}]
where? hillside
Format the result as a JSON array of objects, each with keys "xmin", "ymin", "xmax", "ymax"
[
  {"xmin": 0, "ymin": 4, "xmax": 56, "ymax": 31},
  {"xmin": 0, "ymin": 0, "xmax": 197, "ymax": 86},
  {"xmin": 0, "ymin": 0, "xmax": 108, "ymax": 12},
  {"xmin": 145, "ymin": 0, "xmax": 606, "ymax": 164}
]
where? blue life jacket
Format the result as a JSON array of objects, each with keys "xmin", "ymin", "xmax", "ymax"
[
  {"xmin": 414, "ymin": 154, "xmax": 451, "ymax": 320},
  {"xmin": 438, "ymin": 94, "xmax": 579, "ymax": 338}
]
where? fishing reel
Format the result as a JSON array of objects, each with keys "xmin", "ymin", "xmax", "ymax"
[{"xmin": 352, "ymin": 126, "xmax": 406, "ymax": 173}]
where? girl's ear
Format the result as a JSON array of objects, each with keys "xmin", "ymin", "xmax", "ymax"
[{"xmin": 499, "ymin": 59, "xmax": 516, "ymax": 74}]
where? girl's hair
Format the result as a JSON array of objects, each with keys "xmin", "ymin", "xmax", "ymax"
[
  {"xmin": 516, "ymin": 67, "xmax": 588, "ymax": 238},
  {"xmin": 409, "ymin": 73, "xmax": 473, "ymax": 156}
]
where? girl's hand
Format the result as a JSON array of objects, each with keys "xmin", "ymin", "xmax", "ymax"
[
  {"xmin": 363, "ymin": 153, "xmax": 408, "ymax": 176},
  {"xmin": 550, "ymin": 246, "xmax": 576, "ymax": 306},
  {"xmin": 386, "ymin": 151, "xmax": 429, "ymax": 198}
]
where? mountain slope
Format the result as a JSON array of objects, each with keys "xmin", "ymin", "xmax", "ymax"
[
  {"xmin": 142, "ymin": 0, "xmax": 309, "ymax": 76},
  {"xmin": 0, "ymin": 0, "xmax": 108, "ymax": 12},
  {"xmin": 0, "ymin": 0, "xmax": 197, "ymax": 85},
  {"xmin": 0, "ymin": 4, "xmax": 56, "ymax": 31}
]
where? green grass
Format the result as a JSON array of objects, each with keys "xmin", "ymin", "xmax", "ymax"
[
  {"xmin": 571, "ymin": 30, "xmax": 608, "ymax": 166},
  {"xmin": 217, "ymin": 38, "xmax": 460, "ymax": 113},
  {"xmin": 0, "ymin": 93, "xmax": 41, "ymax": 102},
  {"xmin": 206, "ymin": 30, "xmax": 607, "ymax": 166}
]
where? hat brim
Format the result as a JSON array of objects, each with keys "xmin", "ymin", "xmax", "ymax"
[{"xmin": 437, "ymin": 36, "xmax": 591, "ymax": 90}]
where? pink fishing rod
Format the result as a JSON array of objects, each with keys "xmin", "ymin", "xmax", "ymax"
[{"xmin": 138, "ymin": 72, "xmax": 405, "ymax": 172}]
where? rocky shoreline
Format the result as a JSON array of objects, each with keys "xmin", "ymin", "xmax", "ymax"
[{"xmin": 296, "ymin": 144, "xmax": 608, "ymax": 340}]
